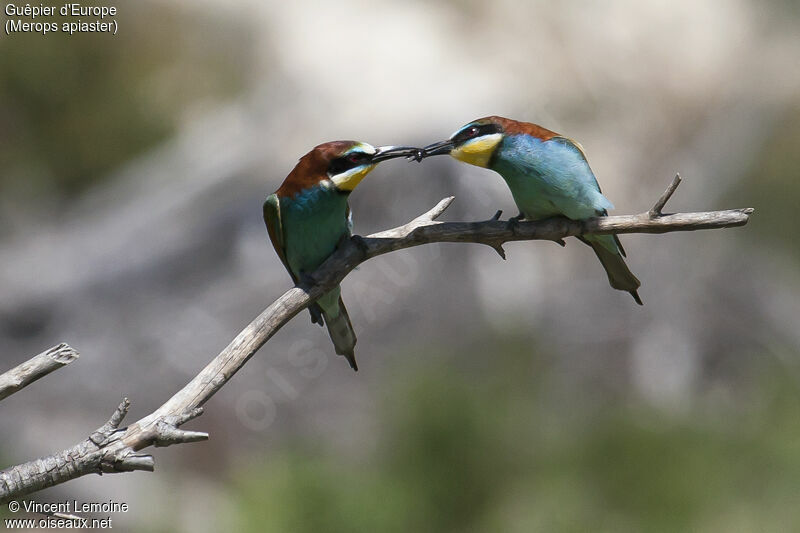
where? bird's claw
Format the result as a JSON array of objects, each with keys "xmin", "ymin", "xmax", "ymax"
[
  {"xmin": 299, "ymin": 273, "xmax": 324, "ymax": 326},
  {"xmin": 490, "ymin": 210, "xmax": 503, "ymax": 221},
  {"xmin": 299, "ymin": 271, "xmax": 319, "ymax": 287},
  {"xmin": 308, "ymin": 304, "xmax": 324, "ymax": 327},
  {"xmin": 350, "ymin": 234, "xmax": 370, "ymax": 255},
  {"xmin": 506, "ymin": 213, "xmax": 525, "ymax": 234}
]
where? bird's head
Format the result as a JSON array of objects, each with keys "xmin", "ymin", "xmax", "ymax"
[
  {"xmin": 418, "ymin": 116, "xmax": 558, "ymax": 168},
  {"xmin": 419, "ymin": 117, "xmax": 506, "ymax": 168},
  {"xmin": 279, "ymin": 141, "xmax": 418, "ymax": 197}
]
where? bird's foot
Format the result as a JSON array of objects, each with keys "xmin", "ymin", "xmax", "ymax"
[
  {"xmin": 350, "ymin": 234, "xmax": 370, "ymax": 255},
  {"xmin": 506, "ymin": 213, "xmax": 525, "ymax": 234},
  {"xmin": 308, "ymin": 304, "xmax": 325, "ymax": 326},
  {"xmin": 552, "ymin": 238, "xmax": 567, "ymax": 247},
  {"xmin": 300, "ymin": 274, "xmax": 324, "ymax": 325},
  {"xmin": 299, "ymin": 270, "xmax": 319, "ymax": 287}
]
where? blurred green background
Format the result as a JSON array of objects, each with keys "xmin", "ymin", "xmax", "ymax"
[
  {"xmin": 0, "ymin": 1, "xmax": 248, "ymax": 202},
  {"xmin": 1, "ymin": 1, "xmax": 799, "ymax": 531},
  {"xmin": 231, "ymin": 343, "xmax": 800, "ymax": 533}
]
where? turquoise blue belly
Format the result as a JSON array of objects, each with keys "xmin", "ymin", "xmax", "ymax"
[{"xmin": 492, "ymin": 135, "xmax": 613, "ymax": 221}]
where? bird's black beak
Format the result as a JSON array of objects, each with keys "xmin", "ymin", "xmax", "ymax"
[
  {"xmin": 419, "ymin": 139, "xmax": 455, "ymax": 159},
  {"xmin": 372, "ymin": 146, "xmax": 422, "ymax": 163}
]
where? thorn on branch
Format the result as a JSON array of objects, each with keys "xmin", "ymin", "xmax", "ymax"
[
  {"xmin": 151, "ymin": 407, "xmax": 208, "ymax": 447},
  {"xmin": 649, "ymin": 173, "xmax": 682, "ymax": 217},
  {"xmin": 152, "ymin": 425, "xmax": 209, "ymax": 447},
  {"xmin": 487, "ymin": 242, "xmax": 507, "ymax": 260},
  {"xmin": 108, "ymin": 398, "xmax": 131, "ymax": 429},
  {"xmin": 490, "ymin": 210, "xmax": 503, "ymax": 221},
  {"xmin": 89, "ymin": 398, "xmax": 130, "ymax": 446}
]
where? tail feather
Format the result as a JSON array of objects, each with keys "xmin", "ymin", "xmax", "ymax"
[
  {"xmin": 613, "ymin": 234, "xmax": 627, "ymax": 258},
  {"xmin": 578, "ymin": 235, "xmax": 642, "ymax": 305},
  {"xmin": 322, "ymin": 296, "xmax": 358, "ymax": 371}
]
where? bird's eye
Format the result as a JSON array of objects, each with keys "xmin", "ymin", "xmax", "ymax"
[
  {"xmin": 454, "ymin": 126, "xmax": 481, "ymax": 143},
  {"xmin": 349, "ymin": 154, "xmax": 362, "ymax": 163}
]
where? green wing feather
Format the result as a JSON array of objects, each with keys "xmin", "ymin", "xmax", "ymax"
[
  {"xmin": 263, "ymin": 194, "xmax": 297, "ymax": 284},
  {"xmin": 264, "ymin": 193, "xmax": 326, "ymax": 325},
  {"xmin": 550, "ymin": 136, "xmax": 603, "ymax": 194},
  {"xmin": 550, "ymin": 136, "xmax": 627, "ymax": 257}
]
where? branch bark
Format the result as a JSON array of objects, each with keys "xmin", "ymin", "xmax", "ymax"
[
  {"xmin": 0, "ymin": 177, "xmax": 753, "ymax": 502},
  {"xmin": 0, "ymin": 344, "xmax": 79, "ymax": 402}
]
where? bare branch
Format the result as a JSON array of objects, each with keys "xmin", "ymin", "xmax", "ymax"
[
  {"xmin": 89, "ymin": 398, "xmax": 130, "ymax": 446},
  {"xmin": 150, "ymin": 408, "xmax": 208, "ymax": 447},
  {"xmin": 0, "ymin": 177, "xmax": 754, "ymax": 502},
  {"xmin": 0, "ymin": 398, "xmax": 152, "ymax": 501},
  {"xmin": 412, "ymin": 196, "xmax": 455, "ymax": 222},
  {"xmin": 650, "ymin": 173, "xmax": 682, "ymax": 216},
  {"xmin": 0, "ymin": 343, "xmax": 79, "ymax": 402}
]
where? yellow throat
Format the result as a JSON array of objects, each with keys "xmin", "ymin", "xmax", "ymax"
[
  {"xmin": 450, "ymin": 133, "xmax": 503, "ymax": 167},
  {"xmin": 330, "ymin": 164, "xmax": 376, "ymax": 191}
]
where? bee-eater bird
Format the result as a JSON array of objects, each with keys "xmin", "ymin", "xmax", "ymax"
[
  {"xmin": 421, "ymin": 116, "xmax": 642, "ymax": 304},
  {"xmin": 264, "ymin": 141, "xmax": 418, "ymax": 371}
]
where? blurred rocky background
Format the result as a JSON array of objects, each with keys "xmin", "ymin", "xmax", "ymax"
[{"xmin": 1, "ymin": 0, "xmax": 799, "ymax": 531}]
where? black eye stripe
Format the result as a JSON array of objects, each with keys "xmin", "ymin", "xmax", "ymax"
[
  {"xmin": 453, "ymin": 123, "xmax": 501, "ymax": 144},
  {"xmin": 328, "ymin": 152, "xmax": 369, "ymax": 176}
]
